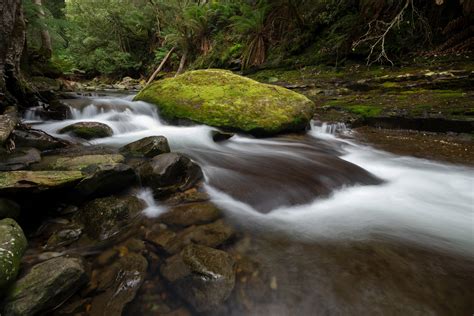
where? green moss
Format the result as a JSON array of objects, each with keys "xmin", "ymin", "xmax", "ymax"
[
  {"xmin": 346, "ymin": 105, "xmax": 382, "ymax": 117},
  {"xmin": 381, "ymin": 82, "xmax": 400, "ymax": 88},
  {"xmin": 0, "ymin": 218, "xmax": 27, "ymax": 291},
  {"xmin": 135, "ymin": 69, "xmax": 315, "ymax": 135}
]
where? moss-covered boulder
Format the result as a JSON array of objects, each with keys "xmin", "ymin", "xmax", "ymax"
[
  {"xmin": 59, "ymin": 122, "xmax": 113, "ymax": 140},
  {"xmin": 134, "ymin": 69, "xmax": 315, "ymax": 136},
  {"xmin": 0, "ymin": 218, "xmax": 27, "ymax": 292},
  {"xmin": 3, "ymin": 256, "xmax": 87, "ymax": 316}
]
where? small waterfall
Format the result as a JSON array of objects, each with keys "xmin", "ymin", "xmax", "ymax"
[{"xmin": 311, "ymin": 121, "xmax": 348, "ymax": 134}]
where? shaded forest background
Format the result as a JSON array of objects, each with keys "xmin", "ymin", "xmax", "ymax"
[{"xmin": 21, "ymin": 0, "xmax": 473, "ymax": 79}]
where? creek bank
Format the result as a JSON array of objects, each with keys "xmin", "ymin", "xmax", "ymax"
[
  {"xmin": 250, "ymin": 65, "xmax": 474, "ymax": 134},
  {"xmin": 0, "ymin": 125, "xmax": 242, "ymax": 315}
]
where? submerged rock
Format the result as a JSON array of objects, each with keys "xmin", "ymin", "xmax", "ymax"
[
  {"xmin": 119, "ymin": 136, "xmax": 170, "ymax": 158},
  {"xmin": 138, "ymin": 153, "xmax": 203, "ymax": 197},
  {"xmin": 75, "ymin": 196, "xmax": 144, "ymax": 241},
  {"xmin": 59, "ymin": 122, "xmax": 113, "ymax": 140},
  {"xmin": 2, "ymin": 256, "xmax": 87, "ymax": 316},
  {"xmin": 89, "ymin": 253, "xmax": 148, "ymax": 316},
  {"xmin": 178, "ymin": 219, "xmax": 235, "ymax": 249},
  {"xmin": 0, "ymin": 148, "xmax": 41, "ymax": 171},
  {"xmin": 212, "ymin": 130, "xmax": 234, "ymax": 142},
  {"xmin": 0, "ymin": 218, "xmax": 27, "ymax": 291},
  {"xmin": 160, "ymin": 202, "xmax": 221, "ymax": 227},
  {"xmin": 134, "ymin": 69, "xmax": 315, "ymax": 136},
  {"xmin": 160, "ymin": 244, "xmax": 235, "ymax": 312}
]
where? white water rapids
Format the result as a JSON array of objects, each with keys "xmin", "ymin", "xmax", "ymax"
[{"xmin": 26, "ymin": 93, "xmax": 474, "ymax": 258}]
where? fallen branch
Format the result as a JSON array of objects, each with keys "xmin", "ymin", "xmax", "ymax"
[{"xmin": 145, "ymin": 47, "xmax": 175, "ymax": 87}]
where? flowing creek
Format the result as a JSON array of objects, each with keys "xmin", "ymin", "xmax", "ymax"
[{"xmin": 26, "ymin": 92, "xmax": 474, "ymax": 315}]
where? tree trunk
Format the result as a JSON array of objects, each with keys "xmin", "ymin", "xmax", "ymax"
[
  {"xmin": 145, "ymin": 47, "xmax": 175, "ymax": 87},
  {"xmin": 33, "ymin": 0, "xmax": 53, "ymax": 59},
  {"xmin": 175, "ymin": 51, "xmax": 188, "ymax": 76},
  {"xmin": 0, "ymin": 0, "xmax": 28, "ymax": 110}
]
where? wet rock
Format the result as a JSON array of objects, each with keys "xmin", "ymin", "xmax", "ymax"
[
  {"xmin": 212, "ymin": 130, "xmax": 235, "ymax": 142},
  {"xmin": 119, "ymin": 136, "xmax": 170, "ymax": 158},
  {"xmin": 59, "ymin": 122, "xmax": 113, "ymax": 140},
  {"xmin": 138, "ymin": 153, "xmax": 203, "ymax": 197},
  {"xmin": 32, "ymin": 153, "xmax": 125, "ymax": 171},
  {"xmin": 160, "ymin": 244, "xmax": 235, "ymax": 312},
  {"xmin": 0, "ymin": 219, "xmax": 27, "ymax": 291},
  {"xmin": 12, "ymin": 128, "xmax": 70, "ymax": 151},
  {"xmin": 0, "ymin": 108, "xmax": 18, "ymax": 146},
  {"xmin": 0, "ymin": 199, "xmax": 21, "ymax": 219},
  {"xmin": 90, "ymin": 253, "xmax": 148, "ymax": 316},
  {"xmin": 165, "ymin": 188, "xmax": 210, "ymax": 206},
  {"xmin": 146, "ymin": 229, "xmax": 183, "ymax": 255},
  {"xmin": 0, "ymin": 171, "xmax": 84, "ymax": 195},
  {"xmin": 37, "ymin": 100, "xmax": 71, "ymax": 120},
  {"xmin": 75, "ymin": 163, "xmax": 137, "ymax": 198},
  {"xmin": 75, "ymin": 196, "xmax": 144, "ymax": 241},
  {"xmin": 160, "ymin": 202, "xmax": 221, "ymax": 227},
  {"xmin": 2, "ymin": 256, "xmax": 87, "ymax": 316},
  {"xmin": 0, "ymin": 148, "xmax": 41, "ymax": 171},
  {"xmin": 177, "ymin": 219, "xmax": 235, "ymax": 249},
  {"xmin": 46, "ymin": 226, "xmax": 83, "ymax": 249}
]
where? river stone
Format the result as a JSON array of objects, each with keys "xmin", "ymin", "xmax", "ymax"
[
  {"xmin": 0, "ymin": 148, "xmax": 41, "ymax": 171},
  {"xmin": 177, "ymin": 219, "xmax": 235, "ymax": 249},
  {"xmin": 75, "ymin": 163, "xmax": 137, "ymax": 198},
  {"xmin": 59, "ymin": 122, "xmax": 113, "ymax": 140},
  {"xmin": 0, "ymin": 171, "xmax": 84, "ymax": 194},
  {"xmin": 75, "ymin": 196, "xmax": 144, "ymax": 241},
  {"xmin": 119, "ymin": 136, "xmax": 170, "ymax": 158},
  {"xmin": 134, "ymin": 69, "xmax": 315, "ymax": 136},
  {"xmin": 211, "ymin": 130, "xmax": 234, "ymax": 142},
  {"xmin": 0, "ymin": 199, "xmax": 21, "ymax": 219},
  {"xmin": 31, "ymin": 154, "xmax": 125, "ymax": 171},
  {"xmin": 2, "ymin": 256, "xmax": 87, "ymax": 316},
  {"xmin": 0, "ymin": 108, "xmax": 18, "ymax": 146},
  {"xmin": 0, "ymin": 219, "xmax": 27, "ymax": 291},
  {"xmin": 138, "ymin": 153, "xmax": 203, "ymax": 197},
  {"xmin": 160, "ymin": 202, "xmax": 221, "ymax": 227},
  {"xmin": 89, "ymin": 253, "xmax": 148, "ymax": 316},
  {"xmin": 12, "ymin": 128, "xmax": 70, "ymax": 151},
  {"xmin": 160, "ymin": 244, "xmax": 235, "ymax": 312}
]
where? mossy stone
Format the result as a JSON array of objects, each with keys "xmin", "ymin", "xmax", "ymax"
[
  {"xmin": 134, "ymin": 69, "xmax": 315, "ymax": 136},
  {"xmin": 0, "ymin": 218, "xmax": 27, "ymax": 292}
]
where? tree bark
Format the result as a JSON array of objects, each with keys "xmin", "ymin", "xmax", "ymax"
[
  {"xmin": 145, "ymin": 46, "xmax": 175, "ymax": 87},
  {"xmin": 33, "ymin": 0, "xmax": 53, "ymax": 59},
  {"xmin": 0, "ymin": 0, "xmax": 28, "ymax": 110},
  {"xmin": 175, "ymin": 51, "xmax": 188, "ymax": 76}
]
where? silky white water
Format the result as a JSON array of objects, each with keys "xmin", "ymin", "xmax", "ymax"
[{"xmin": 27, "ymin": 93, "xmax": 474, "ymax": 257}]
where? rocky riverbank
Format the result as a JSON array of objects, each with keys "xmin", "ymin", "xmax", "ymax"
[{"xmin": 0, "ymin": 127, "xmax": 246, "ymax": 315}]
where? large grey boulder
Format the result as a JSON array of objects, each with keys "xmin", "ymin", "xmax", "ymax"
[
  {"xmin": 0, "ymin": 218, "xmax": 27, "ymax": 291},
  {"xmin": 2, "ymin": 256, "xmax": 87, "ymax": 316}
]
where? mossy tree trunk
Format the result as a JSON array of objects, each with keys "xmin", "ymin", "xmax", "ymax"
[{"xmin": 0, "ymin": 0, "xmax": 28, "ymax": 112}]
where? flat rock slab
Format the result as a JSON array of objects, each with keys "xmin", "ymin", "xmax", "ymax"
[
  {"xmin": 0, "ymin": 170, "xmax": 84, "ymax": 194},
  {"xmin": 32, "ymin": 154, "xmax": 125, "ymax": 171}
]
